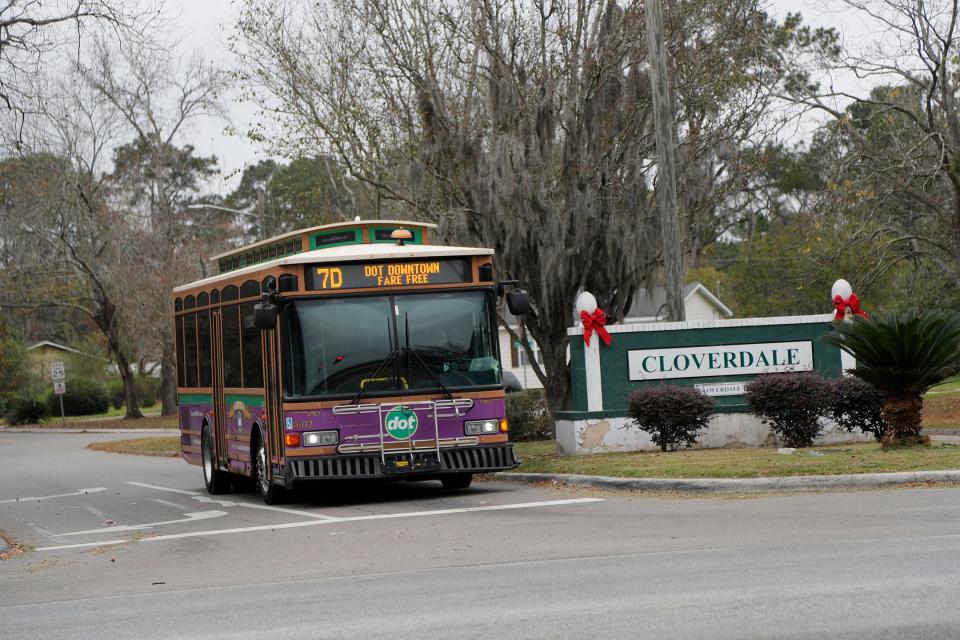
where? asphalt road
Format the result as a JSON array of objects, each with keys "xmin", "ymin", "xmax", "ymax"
[{"xmin": 2, "ymin": 432, "xmax": 960, "ymax": 639}]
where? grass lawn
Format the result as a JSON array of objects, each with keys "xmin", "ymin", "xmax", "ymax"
[
  {"xmin": 13, "ymin": 415, "xmax": 178, "ymax": 429},
  {"xmin": 924, "ymin": 393, "xmax": 960, "ymax": 429},
  {"xmin": 68, "ymin": 405, "xmax": 163, "ymax": 420},
  {"xmin": 511, "ymin": 440, "xmax": 960, "ymax": 479},
  {"xmin": 87, "ymin": 436, "xmax": 960, "ymax": 477},
  {"xmin": 88, "ymin": 437, "xmax": 180, "ymax": 456}
]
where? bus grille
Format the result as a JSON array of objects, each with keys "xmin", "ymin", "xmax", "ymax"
[
  {"xmin": 289, "ymin": 445, "xmax": 518, "ymax": 480},
  {"xmin": 441, "ymin": 445, "xmax": 518, "ymax": 471}
]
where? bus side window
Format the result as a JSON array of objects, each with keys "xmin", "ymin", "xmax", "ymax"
[
  {"xmin": 197, "ymin": 310, "xmax": 212, "ymax": 388},
  {"xmin": 175, "ymin": 315, "xmax": 186, "ymax": 388},
  {"xmin": 184, "ymin": 313, "xmax": 198, "ymax": 388},
  {"xmin": 241, "ymin": 302, "xmax": 264, "ymax": 388},
  {"xmin": 222, "ymin": 305, "xmax": 243, "ymax": 388}
]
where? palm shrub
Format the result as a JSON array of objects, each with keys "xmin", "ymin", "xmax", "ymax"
[
  {"xmin": 822, "ymin": 310, "xmax": 960, "ymax": 447},
  {"xmin": 626, "ymin": 386, "xmax": 716, "ymax": 451}
]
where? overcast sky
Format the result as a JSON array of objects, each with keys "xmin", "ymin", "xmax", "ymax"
[{"xmin": 173, "ymin": 0, "xmax": 871, "ymax": 194}]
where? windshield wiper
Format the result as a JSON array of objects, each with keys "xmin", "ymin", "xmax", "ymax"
[
  {"xmin": 402, "ymin": 313, "xmax": 454, "ymax": 400},
  {"xmin": 348, "ymin": 349, "xmax": 399, "ymax": 405},
  {"xmin": 403, "ymin": 346, "xmax": 455, "ymax": 400},
  {"xmin": 349, "ymin": 317, "xmax": 400, "ymax": 405}
]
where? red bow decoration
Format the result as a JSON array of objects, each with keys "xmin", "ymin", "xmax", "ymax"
[
  {"xmin": 833, "ymin": 293, "xmax": 869, "ymax": 321},
  {"xmin": 581, "ymin": 308, "xmax": 612, "ymax": 347}
]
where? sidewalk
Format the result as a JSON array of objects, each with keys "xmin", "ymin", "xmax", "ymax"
[{"xmin": 497, "ymin": 469, "xmax": 960, "ymax": 493}]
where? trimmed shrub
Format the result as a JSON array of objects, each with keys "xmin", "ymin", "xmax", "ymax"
[
  {"xmin": 107, "ymin": 378, "xmax": 125, "ymax": 410},
  {"xmin": 626, "ymin": 386, "xmax": 716, "ymax": 451},
  {"xmin": 137, "ymin": 377, "xmax": 160, "ymax": 408},
  {"xmin": 506, "ymin": 390, "xmax": 552, "ymax": 441},
  {"xmin": 745, "ymin": 372, "xmax": 833, "ymax": 448},
  {"xmin": 7, "ymin": 395, "xmax": 49, "ymax": 425},
  {"xmin": 830, "ymin": 376, "xmax": 886, "ymax": 443},
  {"xmin": 47, "ymin": 378, "xmax": 110, "ymax": 416}
]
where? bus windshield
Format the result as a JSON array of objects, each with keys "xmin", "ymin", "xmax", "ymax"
[{"xmin": 283, "ymin": 291, "xmax": 501, "ymax": 398}]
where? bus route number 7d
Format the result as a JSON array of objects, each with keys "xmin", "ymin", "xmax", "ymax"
[{"xmin": 315, "ymin": 267, "xmax": 343, "ymax": 289}]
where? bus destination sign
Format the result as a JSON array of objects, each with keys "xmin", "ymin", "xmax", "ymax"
[{"xmin": 306, "ymin": 258, "xmax": 471, "ymax": 291}]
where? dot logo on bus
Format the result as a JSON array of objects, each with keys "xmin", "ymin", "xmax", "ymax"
[{"xmin": 384, "ymin": 406, "xmax": 418, "ymax": 440}]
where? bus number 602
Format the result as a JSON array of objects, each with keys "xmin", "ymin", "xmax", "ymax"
[{"xmin": 315, "ymin": 267, "xmax": 343, "ymax": 289}]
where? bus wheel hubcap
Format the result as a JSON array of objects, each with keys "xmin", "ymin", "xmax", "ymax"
[
  {"xmin": 257, "ymin": 444, "xmax": 268, "ymax": 493},
  {"xmin": 203, "ymin": 433, "xmax": 213, "ymax": 481}
]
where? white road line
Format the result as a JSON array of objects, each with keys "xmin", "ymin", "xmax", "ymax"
[
  {"xmin": 0, "ymin": 488, "xmax": 108, "ymax": 504},
  {"xmin": 129, "ymin": 480, "xmax": 337, "ymax": 520},
  {"xmin": 125, "ymin": 482, "xmax": 200, "ymax": 496},
  {"xmin": 55, "ymin": 511, "xmax": 229, "ymax": 537},
  {"xmin": 191, "ymin": 495, "xmax": 338, "ymax": 520},
  {"xmin": 36, "ymin": 498, "xmax": 605, "ymax": 551}
]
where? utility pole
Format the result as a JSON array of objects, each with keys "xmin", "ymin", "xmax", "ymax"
[{"xmin": 646, "ymin": 0, "xmax": 686, "ymax": 321}]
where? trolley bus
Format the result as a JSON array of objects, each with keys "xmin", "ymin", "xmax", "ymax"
[{"xmin": 172, "ymin": 220, "xmax": 528, "ymax": 503}]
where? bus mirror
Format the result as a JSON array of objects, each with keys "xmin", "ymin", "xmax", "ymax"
[
  {"xmin": 254, "ymin": 301, "xmax": 279, "ymax": 330},
  {"xmin": 506, "ymin": 290, "xmax": 530, "ymax": 315}
]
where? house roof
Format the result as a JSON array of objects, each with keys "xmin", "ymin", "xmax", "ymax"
[
  {"xmin": 627, "ymin": 282, "xmax": 733, "ymax": 319},
  {"xmin": 25, "ymin": 341, "xmax": 85, "ymax": 355}
]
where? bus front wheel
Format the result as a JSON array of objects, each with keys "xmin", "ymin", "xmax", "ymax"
[
  {"xmin": 441, "ymin": 473, "xmax": 473, "ymax": 490},
  {"xmin": 253, "ymin": 430, "xmax": 286, "ymax": 505},
  {"xmin": 201, "ymin": 426, "xmax": 230, "ymax": 495}
]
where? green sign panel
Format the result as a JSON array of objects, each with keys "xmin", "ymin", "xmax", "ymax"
[{"xmin": 384, "ymin": 406, "xmax": 419, "ymax": 440}]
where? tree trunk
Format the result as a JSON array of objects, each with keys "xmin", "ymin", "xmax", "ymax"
[
  {"xmin": 159, "ymin": 345, "xmax": 177, "ymax": 416},
  {"xmin": 647, "ymin": 0, "xmax": 686, "ymax": 322},
  {"xmin": 115, "ymin": 351, "xmax": 143, "ymax": 420},
  {"xmin": 539, "ymin": 340, "xmax": 570, "ymax": 425},
  {"xmin": 881, "ymin": 392, "xmax": 927, "ymax": 447}
]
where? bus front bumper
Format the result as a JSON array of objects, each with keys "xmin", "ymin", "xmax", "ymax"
[{"xmin": 285, "ymin": 444, "xmax": 519, "ymax": 486}]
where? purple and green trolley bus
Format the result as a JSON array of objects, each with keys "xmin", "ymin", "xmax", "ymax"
[{"xmin": 172, "ymin": 220, "xmax": 528, "ymax": 503}]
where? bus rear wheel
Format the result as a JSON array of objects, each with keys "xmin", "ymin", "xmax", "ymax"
[
  {"xmin": 201, "ymin": 426, "xmax": 230, "ymax": 495},
  {"xmin": 441, "ymin": 473, "xmax": 473, "ymax": 490},
  {"xmin": 253, "ymin": 431, "xmax": 286, "ymax": 505}
]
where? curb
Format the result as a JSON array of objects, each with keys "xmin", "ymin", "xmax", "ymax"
[
  {"xmin": 0, "ymin": 428, "xmax": 179, "ymax": 435},
  {"xmin": 496, "ymin": 470, "xmax": 960, "ymax": 493}
]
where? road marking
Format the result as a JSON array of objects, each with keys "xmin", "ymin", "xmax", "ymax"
[
  {"xmin": 0, "ymin": 488, "xmax": 108, "ymax": 504},
  {"xmin": 55, "ymin": 511, "xmax": 229, "ymax": 537},
  {"xmin": 128, "ymin": 481, "xmax": 337, "ymax": 520},
  {"xmin": 125, "ymin": 482, "xmax": 200, "ymax": 496},
  {"xmin": 191, "ymin": 495, "xmax": 338, "ymax": 520},
  {"xmin": 35, "ymin": 498, "xmax": 605, "ymax": 551}
]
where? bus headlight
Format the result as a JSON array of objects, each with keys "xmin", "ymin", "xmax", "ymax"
[
  {"xmin": 464, "ymin": 420, "xmax": 499, "ymax": 435},
  {"xmin": 302, "ymin": 430, "xmax": 339, "ymax": 446}
]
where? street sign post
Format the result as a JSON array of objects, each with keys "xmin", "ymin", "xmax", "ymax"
[{"xmin": 50, "ymin": 362, "xmax": 66, "ymax": 426}]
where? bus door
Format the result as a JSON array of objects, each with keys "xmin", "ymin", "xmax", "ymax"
[
  {"xmin": 210, "ymin": 308, "xmax": 228, "ymax": 468},
  {"xmin": 261, "ymin": 326, "xmax": 284, "ymax": 476}
]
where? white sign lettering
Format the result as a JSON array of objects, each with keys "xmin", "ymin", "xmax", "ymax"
[
  {"xmin": 628, "ymin": 341, "xmax": 814, "ymax": 381},
  {"xmin": 50, "ymin": 361, "xmax": 65, "ymax": 381},
  {"xmin": 53, "ymin": 380, "xmax": 66, "ymax": 396}
]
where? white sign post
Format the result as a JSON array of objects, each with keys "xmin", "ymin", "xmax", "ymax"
[{"xmin": 50, "ymin": 361, "xmax": 66, "ymax": 426}]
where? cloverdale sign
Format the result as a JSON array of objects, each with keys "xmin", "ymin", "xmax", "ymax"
[
  {"xmin": 627, "ymin": 341, "xmax": 814, "ymax": 381},
  {"xmin": 384, "ymin": 406, "xmax": 419, "ymax": 440}
]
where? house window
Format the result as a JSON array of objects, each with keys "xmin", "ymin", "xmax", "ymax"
[{"xmin": 512, "ymin": 339, "xmax": 543, "ymax": 367}]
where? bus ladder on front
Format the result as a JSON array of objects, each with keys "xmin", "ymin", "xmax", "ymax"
[{"xmin": 333, "ymin": 399, "xmax": 473, "ymax": 473}]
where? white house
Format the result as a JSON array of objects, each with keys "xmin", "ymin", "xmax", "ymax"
[{"xmin": 498, "ymin": 282, "xmax": 733, "ymax": 390}]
